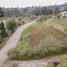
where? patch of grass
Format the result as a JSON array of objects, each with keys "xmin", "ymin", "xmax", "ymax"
[
  {"xmin": 58, "ymin": 60, "xmax": 67, "ymax": 67},
  {"xmin": 8, "ymin": 22, "xmax": 67, "ymax": 60},
  {"xmin": 47, "ymin": 18, "xmax": 67, "ymax": 27},
  {"xmin": 17, "ymin": 22, "xmax": 39, "ymax": 49},
  {"xmin": 46, "ymin": 18, "xmax": 67, "ymax": 34},
  {"xmin": 45, "ymin": 63, "xmax": 54, "ymax": 67},
  {"xmin": 7, "ymin": 18, "xmax": 67, "ymax": 60},
  {"xmin": 0, "ymin": 36, "xmax": 9, "ymax": 49},
  {"xmin": 8, "ymin": 62, "xmax": 18, "ymax": 67}
]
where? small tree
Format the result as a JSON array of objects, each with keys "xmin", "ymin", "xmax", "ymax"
[
  {"xmin": 54, "ymin": 7, "xmax": 60, "ymax": 15},
  {"xmin": 0, "ymin": 7, "xmax": 4, "ymax": 18},
  {"xmin": 0, "ymin": 21, "xmax": 7, "ymax": 37},
  {"xmin": 6, "ymin": 19, "xmax": 18, "ymax": 33}
]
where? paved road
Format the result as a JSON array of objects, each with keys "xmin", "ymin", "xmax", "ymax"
[{"xmin": 0, "ymin": 22, "xmax": 33, "ymax": 67}]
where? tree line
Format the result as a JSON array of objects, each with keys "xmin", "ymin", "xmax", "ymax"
[
  {"xmin": 1, "ymin": 3, "xmax": 67, "ymax": 17},
  {"xmin": 3, "ymin": 6, "xmax": 60, "ymax": 17}
]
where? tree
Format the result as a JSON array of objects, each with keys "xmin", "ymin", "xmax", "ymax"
[
  {"xmin": 54, "ymin": 7, "xmax": 60, "ymax": 15},
  {"xmin": 0, "ymin": 21, "xmax": 7, "ymax": 37},
  {"xmin": 6, "ymin": 19, "xmax": 18, "ymax": 33},
  {"xmin": 0, "ymin": 7, "xmax": 4, "ymax": 18},
  {"xmin": 48, "ymin": 9, "xmax": 53, "ymax": 15},
  {"xmin": 41, "ymin": 6, "xmax": 48, "ymax": 15},
  {"xmin": 31, "ymin": 7, "xmax": 41, "ymax": 16}
]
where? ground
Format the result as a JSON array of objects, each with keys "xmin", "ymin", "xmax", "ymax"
[
  {"xmin": 1, "ymin": 18, "xmax": 67, "ymax": 67},
  {"xmin": 0, "ymin": 22, "xmax": 34, "ymax": 67}
]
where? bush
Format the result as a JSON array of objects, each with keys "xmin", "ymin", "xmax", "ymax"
[{"xmin": 6, "ymin": 19, "xmax": 18, "ymax": 33}]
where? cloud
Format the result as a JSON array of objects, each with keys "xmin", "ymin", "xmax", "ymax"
[{"xmin": 0, "ymin": 0, "xmax": 67, "ymax": 7}]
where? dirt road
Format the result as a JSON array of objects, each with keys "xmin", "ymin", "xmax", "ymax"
[{"xmin": 0, "ymin": 22, "xmax": 33, "ymax": 67}]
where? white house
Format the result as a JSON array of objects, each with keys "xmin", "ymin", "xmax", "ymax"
[{"xmin": 59, "ymin": 11, "xmax": 67, "ymax": 18}]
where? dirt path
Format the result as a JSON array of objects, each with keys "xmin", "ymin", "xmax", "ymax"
[{"xmin": 0, "ymin": 22, "xmax": 34, "ymax": 67}]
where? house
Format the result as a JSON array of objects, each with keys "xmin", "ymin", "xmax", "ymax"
[
  {"xmin": 20, "ymin": 20, "xmax": 27, "ymax": 25},
  {"xmin": 59, "ymin": 11, "xmax": 67, "ymax": 18},
  {"xmin": 20, "ymin": 19, "xmax": 30, "ymax": 25}
]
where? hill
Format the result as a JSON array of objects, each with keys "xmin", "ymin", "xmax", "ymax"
[{"xmin": 8, "ymin": 20, "xmax": 67, "ymax": 60}]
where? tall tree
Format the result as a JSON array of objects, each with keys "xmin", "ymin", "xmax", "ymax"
[
  {"xmin": 54, "ymin": 7, "xmax": 60, "ymax": 15},
  {"xmin": 0, "ymin": 7, "xmax": 4, "ymax": 18},
  {"xmin": 31, "ymin": 7, "xmax": 41, "ymax": 16},
  {"xmin": 0, "ymin": 21, "xmax": 7, "ymax": 37}
]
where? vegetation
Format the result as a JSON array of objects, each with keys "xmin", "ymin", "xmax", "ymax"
[
  {"xmin": 8, "ymin": 62, "xmax": 18, "ymax": 67},
  {"xmin": 16, "ymin": 22, "xmax": 38, "ymax": 49},
  {"xmin": 46, "ymin": 18, "xmax": 67, "ymax": 33},
  {"xmin": 1, "ymin": 2, "xmax": 64, "ymax": 18},
  {"xmin": 0, "ymin": 7, "xmax": 4, "ymax": 18},
  {"xmin": 0, "ymin": 21, "xmax": 8, "ymax": 49},
  {"xmin": 58, "ymin": 60, "xmax": 67, "ymax": 67},
  {"xmin": 47, "ymin": 18, "xmax": 67, "ymax": 28},
  {"xmin": 37, "ymin": 16, "xmax": 47, "ymax": 23},
  {"xmin": 6, "ymin": 19, "xmax": 18, "ymax": 33},
  {"xmin": 45, "ymin": 54, "xmax": 67, "ymax": 67},
  {"xmin": 8, "ymin": 20, "xmax": 67, "ymax": 60},
  {"xmin": 0, "ymin": 18, "xmax": 18, "ymax": 49},
  {"xmin": 46, "ymin": 63, "xmax": 54, "ymax": 67}
]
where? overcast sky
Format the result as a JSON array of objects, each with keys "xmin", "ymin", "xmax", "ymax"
[{"xmin": 0, "ymin": 0, "xmax": 67, "ymax": 8}]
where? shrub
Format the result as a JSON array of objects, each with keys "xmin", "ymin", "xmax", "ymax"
[{"xmin": 6, "ymin": 19, "xmax": 18, "ymax": 33}]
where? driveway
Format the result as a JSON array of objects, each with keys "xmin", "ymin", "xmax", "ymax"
[{"xmin": 0, "ymin": 22, "xmax": 33, "ymax": 67}]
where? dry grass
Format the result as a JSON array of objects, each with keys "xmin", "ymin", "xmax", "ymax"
[
  {"xmin": 8, "ymin": 20, "xmax": 67, "ymax": 60},
  {"xmin": 29, "ymin": 22, "xmax": 67, "ymax": 48}
]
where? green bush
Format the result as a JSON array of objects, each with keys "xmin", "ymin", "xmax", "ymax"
[{"xmin": 6, "ymin": 19, "xmax": 18, "ymax": 33}]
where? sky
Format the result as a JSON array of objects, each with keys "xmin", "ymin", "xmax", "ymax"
[{"xmin": 0, "ymin": 0, "xmax": 67, "ymax": 8}]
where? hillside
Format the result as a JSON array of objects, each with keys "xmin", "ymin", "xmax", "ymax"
[
  {"xmin": 8, "ymin": 20, "xmax": 67, "ymax": 60},
  {"xmin": 29, "ymin": 23, "xmax": 67, "ymax": 48}
]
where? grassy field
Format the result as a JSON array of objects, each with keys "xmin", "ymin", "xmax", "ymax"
[
  {"xmin": 46, "ymin": 18, "xmax": 67, "ymax": 33},
  {"xmin": 47, "ymin": 18, "xmax": 67, "ymax": 27},
  {"xmin": 0, "ymin": 37, "xmax": 9, "ymax": 49},
  {"xmin": 17, "ymin": 21, "xmax": 39, "ymax": 49},
  {"xmin": 8, "ymin": 20, "xmax": 67, "ymax": 60}
]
